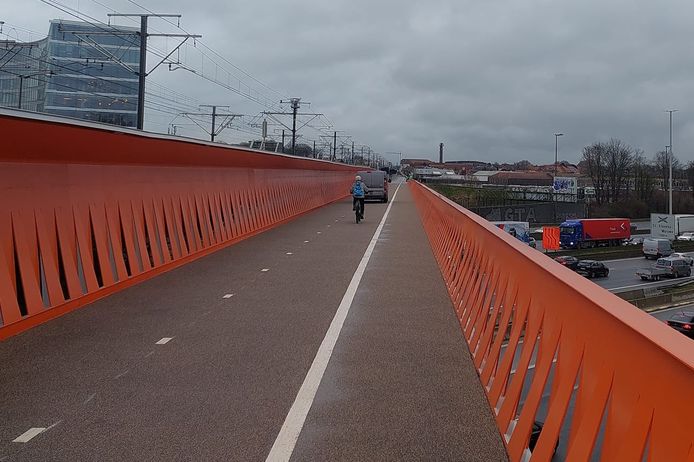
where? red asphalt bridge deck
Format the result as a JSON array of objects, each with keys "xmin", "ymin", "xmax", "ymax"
[{"xmin": 0, "ymin": 181, "xmax": 507, "ymax": 461}]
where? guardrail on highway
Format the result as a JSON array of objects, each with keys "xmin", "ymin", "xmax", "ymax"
[
  {"xmin": 0, "ymin": 111, "xmax": 358, "ymax": 339},
  {"xmin": 410, "ymin": 181, "xmax": 694, "ymax": 461}
]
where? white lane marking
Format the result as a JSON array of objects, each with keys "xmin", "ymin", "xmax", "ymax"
[
  {"xmin": 114, "ymin": 370, "xmax": 129, "ymax": 379},
  {"xmin": 144, "ymin": 350, "xmax": 155, "ymax": 358},
  {"xmin": 223, "ymin": 293, "xmax": 234, "ymax": 299},
  {"xmin": 83, "ymin": 393, "xmax": 96, "ymax": 404},
  {"xmin": 317, "ymin": 231, "xmax": 322, "ymax": 234},
  {"xmin": 156, "ymin": 337, "xmax": 173, "ymax": 345},
  {"xmin": 261, "ymin": 268, "xmax": 270, "ymax": 272},
  {"xmin": 304, "ymin": 240, "xmax": 309, "ymax": 243},
  {"xmin": 286, "ymin": 252, "xmax": 293, "ymax": 255},
  {"xmin": 266, "ymin": 181, "xmax": 403, "ymax": 462},
  {"xmin": 327, "ymin": 225, "xmax": 331, "ymax": 228},
  {"xmin": 608, "ymin": 276, "xmax": 694, "ymax": 292},
  {"xmin": 13, "ymin": 428, "xmax": 46, "ymax": 443}
]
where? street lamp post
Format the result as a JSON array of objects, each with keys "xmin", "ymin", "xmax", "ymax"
[
  {"xmin": 553, "ymin": 133, "xmax": 563, "ymax": 223},
  {"xmin": 666, "ymin": 110, "xmax": 677, "ymax": 215},
  {"xmin": 553, "ymin": 133, "xmax": 564, "ymax": 178}
]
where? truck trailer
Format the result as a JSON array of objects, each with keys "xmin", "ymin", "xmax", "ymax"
[{"xmin": 559, "ymin": 218, "xmax": 631, "ymax": 249}]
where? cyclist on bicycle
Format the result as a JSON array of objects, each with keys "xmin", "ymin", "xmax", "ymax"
[{"xmin": 350, "ymin": 175, "xmax": 369, "ymax": 219}]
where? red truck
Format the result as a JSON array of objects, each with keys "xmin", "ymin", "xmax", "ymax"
[{"xmin": 559, "ymin": 218, "xmax": 631, "ymax": 249}]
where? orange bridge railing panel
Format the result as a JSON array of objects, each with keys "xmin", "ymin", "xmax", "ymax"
[
  {"xmin": 409, "ymin": 181, "xmax": 694, "ymax": 462},
  {"xmin": 0, "ymin": 112, "xmax": 359, "ymax": 339}
]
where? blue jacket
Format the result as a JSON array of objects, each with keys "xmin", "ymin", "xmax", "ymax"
[{"xmin": 350, "ymin": 180, "xmax": 368, "ymax": 198}]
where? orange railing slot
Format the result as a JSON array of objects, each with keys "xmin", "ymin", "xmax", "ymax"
[
  {"xmin": 410, "ymin": 181, "xmax": 694, "ymax": 462},
  {"xmin": 0, "ymin": 112, "xmax": 358, "ymax": 339}
]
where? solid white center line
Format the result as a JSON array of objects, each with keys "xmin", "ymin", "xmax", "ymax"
[
  {"xmin": 261, "ymin": 268, "xmax": 270, "ymax": 272},
  {"xmin": 156, "ymin": 337, "xmax": 173, "ymax": 345},
  {"xmin": 13, "ymin": 428, "xmax": 45, "ymax": 443},
  {"xmin": 265, "ymin": 181, "xmax": 402, "ymax": 462},
  {"xmin": 223, "ymin": 293, "xmax": 234, "ymax": 299}
]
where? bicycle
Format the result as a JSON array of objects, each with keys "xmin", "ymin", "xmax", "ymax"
[{"xmin": 355, "ymin": 199, "xmax": 364, "ymax": 223}]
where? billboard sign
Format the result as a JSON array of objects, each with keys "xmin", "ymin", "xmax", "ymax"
[
  {"xmin": 553, "ymin": 176, "xmax": 577, "ymax": 194},
  {"xmin": 651, "ymin": 213, "xmax": 675, "ymax": 240}
]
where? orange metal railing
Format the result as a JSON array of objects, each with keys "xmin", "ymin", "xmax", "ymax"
[
  {"xmin": 0, "ymin": 111, "xmax": 357, "ymax": 339},
  {"xmin": 410, "ymin": 181, "xmax": 694, "ymax": 461}
]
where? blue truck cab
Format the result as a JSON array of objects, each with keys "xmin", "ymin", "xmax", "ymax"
[{"xmin": 559, "ymin": 220, "xmax": 582, "ymax": 249}]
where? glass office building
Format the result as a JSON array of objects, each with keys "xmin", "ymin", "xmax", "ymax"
[
  {"xmin": 44, "ymin": 20, "xmax": 140, "ymax": 127},
  {"xmin": 0, "ymin": 39, "xmax": 49, "ymax": 112},
  {"xmin": 0, "ymin": 20, "xmax": 140, "ymax": 127}
]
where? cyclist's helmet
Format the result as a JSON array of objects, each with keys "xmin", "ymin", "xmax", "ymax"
[{"xmin": 356, "ymin": 175, "xmax": 361, "ymax": 181}]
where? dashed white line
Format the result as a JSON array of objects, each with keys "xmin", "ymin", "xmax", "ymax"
[
  {"xmin": 13, "ymin": 428, "xmax": 46, "ymax": 443},
  {"xmin": 316, "ymin": 231, "xmax": 322, "ymax": 234},
  {"xmin": 261, "ymin": 268, "xmax": 270, "ymax": 272},
  {"xmin": 114, "ymin": 370, "xmax": 129, "ymax": 379},
  {"xmin": 223, "ymin": 293, "xmax": 234, "ymax": 299},
  {"xmin": 83, "ymin": 393, "xmax": 96, "ymax": 404},
  {"xmin": 286, "ymin": 252, "xmax": 293, "ymax": 255},
  {"xmin": 265, "ymin": 181, "xmax": 402, "ymax": 462},
  {"xmin": 156, "ymin": 337, "xmax": 173, "ymax": 345},
  {"xmin": 144, "ymin": 350, "xmax": 155, "ymax": 358},
  {"xmin": 303, "ymin": 240, "xmax": 309, "ymax": 243}
]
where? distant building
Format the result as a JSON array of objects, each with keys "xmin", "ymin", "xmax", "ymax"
[
  {"xmin": 0, "ymin": 39, "xmax": 49, "ymax": 112},
  {"xmin": 471, "ymin": 171, "xmax": 499, "ymax": 183},
  {"xmin": 43, "ymin": 20, "xmax": 140, "ymax": 126},
  {"xmin": 489, "ymin": 171, "xmax": 553, "ymax": 186},
  {"xmin": 0, "ymin": 19, "xmax": 140, "ymax": 127}
]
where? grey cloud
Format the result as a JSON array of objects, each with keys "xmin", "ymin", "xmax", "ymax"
[{"xmin": 4, "ymin": 0, "xmax": 694, "ymax": 163}]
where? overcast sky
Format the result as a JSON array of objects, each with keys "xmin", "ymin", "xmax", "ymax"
[{"xmin": 4, "ymin": 0, "xmax": 694, "ymax": 165}]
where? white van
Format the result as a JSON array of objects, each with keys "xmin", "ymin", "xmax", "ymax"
[
  {"xmin": 642, "ymin": 238, "xmax": 673, "ymax": 259},
  {"xmin": 357, "ymin": 171, "xmax": 389, "ymax": 202}
]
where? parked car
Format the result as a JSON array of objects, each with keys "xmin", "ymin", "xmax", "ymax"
[
  {"xmin": 554, "ymin": 255, "xmax": 579, "ymax": 270},
  {"xmin": 636, "ymin": 257, "xmax": 692, "ymax": 281},
  {"xmin": 576, "ymin": 260, "xmax": 609, "ymax": 278},
  {"xmin": 677, "ymin": 232, "xmax": 694, "ymax": 241},
  {"xmin": 671, "ymin": 252, "xmax": 694, "ymax": 266},
  {"xmin": 665, "ymin": 311, "xmax": 694, "ymax": 338},
  {"xmin": 642, "ymin": 238, "xmax": 673, "ymax": 259}
]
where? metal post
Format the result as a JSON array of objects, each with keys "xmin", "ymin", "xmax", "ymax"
[
  {"xmin": 291, "ymin": 99, "xmax": 298, "ymax": 156},
  {"xmin": 281, "ymin": 130, "xmax": 285, "ymax": 153},
  {"xmin": 137, "ymin": 16, "xmax": 148, "ymax": 130},
  {"xmin": 313, "ymin": 140, "xmax": 316, "ymax": 158},
  {"xmin": 667, "ymin": 110, "xmax": 676, "ymax": 215},
  {"xmin": 351, "ymin": 141, "xmax": 355, "ymax": 164},
  {"xmin": 210, "ymin": 105, "xmax": 217, "ymax": 142},
  {"xmin": 333, "ymin": 131, "xmax": 337, "ymax": 161},
  {"xmin": 17, "ymin": 76, "xmax": 23, "ymax": 109}
]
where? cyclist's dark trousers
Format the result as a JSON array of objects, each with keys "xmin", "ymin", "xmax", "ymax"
[{"xmin": 353, "ymin": 197, "xmax": 365, "ymax": 215}]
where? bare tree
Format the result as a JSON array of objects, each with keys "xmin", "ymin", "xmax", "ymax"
[
  {"xmin": 605, "ymin": 139, "xmax": 633, "ymax": 202},
  {"xmin": 632, "ymin": 150, "xmax": 655, "ymax": 202},
  {"xmin": 653, "ymin": 150, "xmax": 681, "ymax": 190},
  {"xmin": 686, "ymin": 161, "xmax": 694, "ymax": 197},
  {"xmin": 582, "ymin": 142, "xmax": 608, "ymax": 205}
]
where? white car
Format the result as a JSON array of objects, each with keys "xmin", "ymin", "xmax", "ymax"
[
  {"xmin": 677, "ymin": 232, "xmax": 694, "ymax": 241},
  {"xmin": 671, "ymin": 252, "xmax": 694, "ymax": 266}
]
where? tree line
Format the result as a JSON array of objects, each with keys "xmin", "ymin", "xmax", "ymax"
[{"xmin": 581, "ymin": 139, "xmax": 693, "ymax": 204}]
